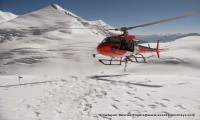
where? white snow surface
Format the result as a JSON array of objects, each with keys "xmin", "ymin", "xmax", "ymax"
[
  {"xmin": 0, "ymin": 11, "xmax": 17, "ymax": 23},
  {"xmin": 0, "ymin": 4, "xmax": 200, "ymax": 120}
]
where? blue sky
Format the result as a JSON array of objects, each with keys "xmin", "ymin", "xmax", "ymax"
[{"xmin": 0, "ymin": 0, "xmax": 199, "ymax": 35}]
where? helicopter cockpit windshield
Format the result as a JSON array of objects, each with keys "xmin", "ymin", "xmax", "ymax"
[{"xmin": 101, "ymin": 37, "xmax": 120, "ymax": 44}]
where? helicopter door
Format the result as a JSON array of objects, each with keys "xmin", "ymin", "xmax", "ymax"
[{"xmin": 120, "ymin": 38, "xmax": 134, "ymax": 52}]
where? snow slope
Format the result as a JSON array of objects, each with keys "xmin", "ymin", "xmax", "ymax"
[
  {"xmin": 0, "ymin": 4, "xmax": 200, "ymax": 120},
  {"xmin": 0, "ymin": 11, "xmax": 17, "ymax": 23}
]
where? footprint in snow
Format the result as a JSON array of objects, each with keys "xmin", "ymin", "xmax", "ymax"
[
  {"xmin": 101, "ymin": 115, "xmax": 112, "ymax": 120},
  {"xmin": 146, "ymin": 93, "xmax": 151, "ymax": 96},
  {"xmin": 136, "ymin": 104, "xmax": 145, "ymax": 107},
  {"xmin": 101, "ymin": 90, "xmax": 107, "ymax": 96},
  {"xmin": 126, "ymin": 91, "xmax": 135, "ymax": 95},
  {"xmin": 154, "ymin": 102, "xmax": 167, "ymax": 107},
  {"xmin": 127, "ymin": 85, "xmax": 135, "ymax": 89},
  {"xmin": 162, "ymin": 98, "xmax": 171, "ymax": 102},
  {"xmin": 110, "ymin": 81, "xmax": 117, "ymax": 85},
  {"xmin": 82, "ymin": 104, "xmax": 92, "ymax": 116},
  {"xmin": 127, "ymin": 100, "xmax": 137, "ymax": 103},
  {"xmin": 111, "ymin": 97, "xmax": 120, "ymax": 102},
  {"xmin": 175, "ymin": 82, "xmax": 190, "ymax": 86},
  {"xmin": 128, "ymin": 110, "xmax": 141, "ymax": 113},
  {"xmin": 148, "ymin": 104, "xmax": 158, "ymax": 109},
  {"xmin": 70, "ymin": 76, "xmax": 78, "ymax": 80},
  {"xmin": 34, "ymin": 111, "xmax": 40, "ymax": 117},
  {"xmin": 111, "ymin": 104, "xmax": 118, "ymax": 110},
  {"xmin": 175, "ymin": 105, "xmax": 186, "ymax": 109},
  {"xmin": 134, "ymin": 97, "xmax": 144, "ymax": 101},
  {"xmin": 25, "ymin": 104, "xmax": 30, "ymax": 109},
  {"xmin": 162, "ymin": 111, "xmax": 170, "ymax": 114},
  {"xmin": 55, "ymin": 109, "xmax": 62, "ymax": 114},
  {"xmin": 162, "ymin": 111, "xmax": 172, "ymax": 118}
]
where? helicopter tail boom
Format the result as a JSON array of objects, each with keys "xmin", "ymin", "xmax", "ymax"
[{"xmin": 138, "ymin": 40, "xmax": 163, "ymax": 58}]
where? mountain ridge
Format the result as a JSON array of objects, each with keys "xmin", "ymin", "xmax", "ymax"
[{"xmin": 0, "ymin": 11, "xmax": 17, "ymax": 23}]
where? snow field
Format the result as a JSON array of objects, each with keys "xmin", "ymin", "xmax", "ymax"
[{"xmin": 0, "ymin": 4, "xmax": 200, "ymax": 120}]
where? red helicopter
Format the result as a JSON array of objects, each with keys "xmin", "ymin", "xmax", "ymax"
[{"xmin": 91, "ymin": 13, "xmax": 194, "ymax": 70}]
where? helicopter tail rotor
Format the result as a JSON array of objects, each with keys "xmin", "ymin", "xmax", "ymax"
[{"xmin": 156, "ymin": 40, "xmax": 161, "ymax": 58}]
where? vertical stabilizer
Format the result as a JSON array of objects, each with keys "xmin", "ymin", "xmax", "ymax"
[{"xmin": 156, "ymin": 40, "xmax": 160, "ymax": 58}]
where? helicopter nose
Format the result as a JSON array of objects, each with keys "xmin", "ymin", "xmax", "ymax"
[
  {"xmin": 98, "ymin": 43, "xmax": 116, "ymax": 54},
  {"xmin": 97, "ymin": 44, "xmax": 119, "ymax": 55},
  {"xmin": 97, "ymin": 44, "xmax": 109, "ymax": 54}
]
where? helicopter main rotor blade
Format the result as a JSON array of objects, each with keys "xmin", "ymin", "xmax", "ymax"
[
  {"xmin": 65, "ymin": 28, "xmax": 91, "ymax": 29},
  {"xmin": 128, "ymin": 13, "xmax": 195, "ymax": 30},
  {"xmin": 106, "ymin": 28, "xmax": 120, "ymax": 31}
]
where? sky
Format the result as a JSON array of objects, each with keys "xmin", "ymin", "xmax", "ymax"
[{"xmin": 0, "ymin": 0, "xmax": 199, "ymax": 35}]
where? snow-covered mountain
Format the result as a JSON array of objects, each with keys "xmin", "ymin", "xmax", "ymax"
[
  {"xmin": 0, "ymin": 11, "xmax": 17, "ymax": 23},
  {"xmin": 0, "ymin": 4, "xmax": 200, "ymax": 120},
  {"xmin": 0, "ymin": 4, "xmax": 115, "ymax": 43}
]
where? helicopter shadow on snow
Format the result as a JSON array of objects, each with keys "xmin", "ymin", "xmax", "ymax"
[
  {"xmin": 3, "ymin": 56, "xmax": 47, "ymax": 65},
  {"xmin": 0, "ymin": 47, "xmax": 48, "ymax": 65},
  {"xmin": 0, "ymin": 80, "xmax": 53, "ymax": 88},
  {"xmin": 0, "ymin": 79, "xmax": 68, "ymax": 88},
  {"xmin": 88, "ymin": 74, "xmax": 163, "ymax": 88}
]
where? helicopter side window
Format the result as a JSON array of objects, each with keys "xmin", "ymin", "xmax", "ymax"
[{"xmin": 120, "ymin": 38, "xmax": 134, "ymax": 52}]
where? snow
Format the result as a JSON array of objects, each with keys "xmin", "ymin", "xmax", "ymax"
[
  {"xmin": 0, "ymin": 4, "xmax": 200, "ymax": 120},
  {"xmin": 0, "ymin": 11, "xmax": 17, "ymax": 23}
]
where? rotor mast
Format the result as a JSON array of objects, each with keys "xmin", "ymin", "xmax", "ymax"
[{"xmin": 119, "ymin": 27, "xmax": 129, "ymax": 35}]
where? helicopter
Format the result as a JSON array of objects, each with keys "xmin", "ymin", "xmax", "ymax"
[
  {"xmin": 66, "ymin": 13, "xmax": 195, "ymax": 71},
  {"xmin": 90, "ymin": 13, "xmax": 195, "ymax": 71}
]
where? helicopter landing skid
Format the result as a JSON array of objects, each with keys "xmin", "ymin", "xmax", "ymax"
[
  {"xmin": 129, "ymin": 54, "xmax": 147, "ymax": 63},
  {"xmin": 98, "ymin": 54, "xmax": 147, "ymax": 66},
  {"xmin": 99, "ymin": 58, "xmax": 123, "ymax": 65}
]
